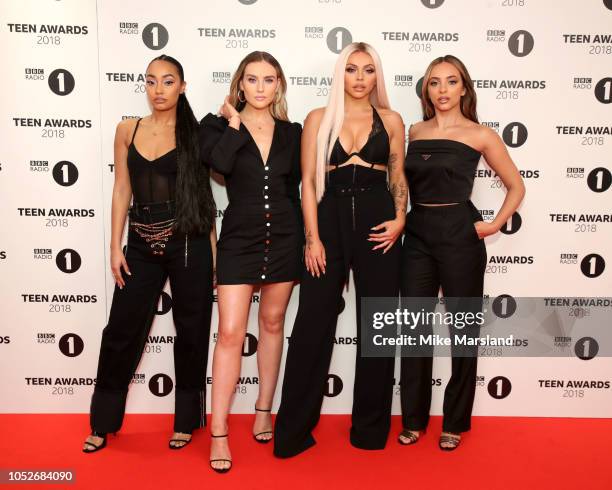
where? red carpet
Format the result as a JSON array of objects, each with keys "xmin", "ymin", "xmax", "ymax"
[{"xmin": 0, "ymin": 414, "xmax": 610, "ymax": 489}]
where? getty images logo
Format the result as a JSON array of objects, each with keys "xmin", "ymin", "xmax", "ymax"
[
  {"xmin": 142, "ymin": 23, "xmax": 169, "ymax": 50},
  {"xmin": 508, "ymin": 30, "xmax": 534, "ymax": 57},
  {"xmin": 326, "ymin": 27, "xmax": 352, "ymax": 53},
  {"xmin": 48, "ymin": 69, "xmax": 75, "ymax": 96}
]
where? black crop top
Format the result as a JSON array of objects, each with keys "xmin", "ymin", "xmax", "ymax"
[
  {"xmin": 404, "ymin": 139, "xmax": 481, "ymax": 204},
  {"xmin": 329, "ymin": 106, "xmax": 389, "ymax": 167},
  {"xmin": 127, "ymin": 118, "xmax": 177, "ymax": 204}
]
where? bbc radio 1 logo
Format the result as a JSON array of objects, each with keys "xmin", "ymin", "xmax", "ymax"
[
  {"xmin": 142, "ymin": 23, "xmax": 169, "ymax": 50},
  {"xmin": 58, "ymin": 333, "xmax": 84, "ymax": 357},
  {"xmin": 565, "ymin": 167, "xmax": 611, "ymax": 193},
  {"xmin": 327, "ymin": 27, "xmax": 352, "ymax": 53},
  {"xmin": 25, "ymin": 68, "xmax": 75, "ymax": 95},
  {"xmin": 394, "ymin": 74, "xmax": 413, "ymax": 89},
  {"xmin": 52, "ymin": 161, "xmax": 78, "ymax": 186},
  {"xmin": 502, "ymin": 122, "xmax": 528, "ymax": 147},
  {"xmin": 491, "ymin": 295, "xmax": 517, "ymax": 319},
  {"xmin": 149, "ymin": 373, "xmax": 173, "ymax": 397},
  {"xmin": 212, "ymin": 71, "xmax": 231, "ymax": 84},
  {"xmin": 56, "ymin": 249, "xmax": 82, "ymax": 273},
  {"xmin": 156, "ymin": 291, "xmax": 172, "ymax": 315},
  {"xmin": 508, "ymin": 30, "xmax": 534, "ymax": 57},
  {"xmin": 575, "ymin": 337, "xmax": 599, "ymax": 360},
  {"xmin": 500, "ymin": 211, "xmax": 522, "ymax": 235},
  {"xmin": 421, "ymin": 0, "xmax": 444, "ymax": 8},
  {"xmin": 580, "ymin": 254, "xmax": 605, "ymax": 278},
  {"xmin": 587, "ymin": 167, "xmax": 611, "ymax": 192},
  {"xmin": 243, "ymin": 333, "xmax": 258, "ymax": 356},
  {"xmin": 487, "ymin": 376, "xmax": 512, "ymax": 399},
  {"xmin": 325, "ymin": 374, "xmax": 343, "ymax": 397},
  {"xmin": 594, "ymin": 77, "xmax": 612, "ymax": 104}
]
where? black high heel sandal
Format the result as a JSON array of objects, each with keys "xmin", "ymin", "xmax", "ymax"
[
  {"xmin": 82, "ymin": 432, "xmax": 107, "ymax": 453},
  {"xmin": 253, "ymin": 406, "xmax": 273, "ymax": 444},
  {"xmin": 209, "ymin": 434, "xmax": 232, "ymax": 474},
  {"xmin": 169, "ymin": 431, "xmax": 193, "ymax": 450},
  {"xmin": 398, "ymin": 428, "xmax": 421, "ymax": 446},
  {"xmin": 439, "ymin": 432, "xmax": 461, "ymax": 451}
]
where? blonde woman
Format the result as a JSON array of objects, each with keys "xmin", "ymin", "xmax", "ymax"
[
  {"xmin": 200, "ymin": 51, "xmax": 303, "ymax": 473},
  {"xmin": 274, "ymin": 42, "xmax": 408, "ymax": 458}
]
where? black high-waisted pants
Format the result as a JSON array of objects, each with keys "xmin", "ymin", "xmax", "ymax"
[
  {"xmin": 399, "ymin": 201, "xmax": 486, "ymax": 433},
  {"xmin": 274, "ymin": 166, "xmax": 400, "ymax": 458},
  {"xmin": 90, "ymin": 202, "xmax": 214, "ymax": 434}
]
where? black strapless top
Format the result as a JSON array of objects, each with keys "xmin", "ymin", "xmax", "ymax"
[
  {"xmin": 405, "ymin": 139, "xmax": 481, "ymax": 204},
  {"xmin": 127, "ymin": 118, "xmax": 177, "ymax": 204},
  {"xmin": 329, "ymin": 106, "xmax": 389, "ymax": 167}
]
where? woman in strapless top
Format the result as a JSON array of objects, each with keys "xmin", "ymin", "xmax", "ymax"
[
  {"xmin": 398, "ymin": 55, "xmax": 525, "ymax": 451},
  {"xmin": 274, "ymin": 42, "xmax": 408, "ymax": 458}
]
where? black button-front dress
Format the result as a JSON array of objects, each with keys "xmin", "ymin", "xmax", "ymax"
[{"xmin": 199, "ymin": 113, "xmax": 303, "ymax": 285}]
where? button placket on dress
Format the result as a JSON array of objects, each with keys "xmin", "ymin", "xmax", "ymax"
[{"xmin": 262, "ymin": 165, "xmax": 271, "ymax": 281}]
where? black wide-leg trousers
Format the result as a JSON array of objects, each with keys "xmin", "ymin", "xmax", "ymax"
[
  {"xmin": 274, "ymin": 167, "xmax": 400, "ymax": 458},
  {"xmin": 90, "ymin": 209, "xmax": 213, "ymax": 434},
  {"xmin": 400, "ymin": 201, "xmax": 486, "ymax": 433}
]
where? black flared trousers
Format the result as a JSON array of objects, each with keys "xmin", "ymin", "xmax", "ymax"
[
  {"xmin": 90, "ymin": 205, "xmax": 213, "ymax": 434},
  {"xmin": 274, "ymin": 166, "xmax": 400, "ymax": 458},
  {"xmin": 399, "ymin": 201, "xmax": 486, "ymax": 433}
]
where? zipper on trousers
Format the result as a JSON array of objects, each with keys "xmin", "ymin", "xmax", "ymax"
[
  {"xmin": 351, "ymin": 164, "xmax": 356, "ymax": 231},
  {"xmin": 184, "ymin": 233, "xmax": 188, "ymax": 268}
]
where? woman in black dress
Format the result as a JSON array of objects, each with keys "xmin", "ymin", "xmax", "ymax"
[
  {"xmin": 83, "ymin": 55, "xmax": 216, "ymax": 453},
  {"xmin": 398, "ymin": 55, "xmax": 524, "ymax": 450},
  {"xmin": 199, "ymin": 51, "xmax": 302, "ymax": 473}
]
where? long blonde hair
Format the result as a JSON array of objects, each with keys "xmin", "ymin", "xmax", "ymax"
[
  {"xmin": 228, "ymin": 51, "xmax": 289, "ymax": 121},
  {"xmin": 315, "ymin": 42, "xmax": 391, "ymax": 201}
]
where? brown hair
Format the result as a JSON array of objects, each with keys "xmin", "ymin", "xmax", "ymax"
[
  {"xmin": 421, "ymin": 54, "xmax": 478, "ymax": 123},
  {"xmin": 228, "ymin": 51, "xmax": 288, "ymax": 121}
]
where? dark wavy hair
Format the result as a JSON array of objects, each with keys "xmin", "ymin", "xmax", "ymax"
[
  {"xmin": 421, "ymin": 54, "xmax": 478, "ymax": 123},
  {"xmin": 148, "ymin": 54, "xmax": 215, "ymax": 234}
]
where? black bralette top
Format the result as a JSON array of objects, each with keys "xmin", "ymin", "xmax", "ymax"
[
  {"xmin": 404, "ymin": 139, "xmax": 481, "ymax": 204},
  {"xmin": 329, "ymin": 106, "xmax": 390, "ymax": 167},
  {"xmin": 127, "ymin": 118, "xmax": 177, "ymax": 204}
]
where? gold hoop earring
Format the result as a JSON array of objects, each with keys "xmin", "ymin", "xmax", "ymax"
[{"xmin": 238, "ymin": 90, "xmax": 246, "ymax": 103}]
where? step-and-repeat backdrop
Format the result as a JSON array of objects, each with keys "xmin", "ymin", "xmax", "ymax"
[{"xmin": 1, "ymin": 0, "xmax": 610, "ymax": 418}]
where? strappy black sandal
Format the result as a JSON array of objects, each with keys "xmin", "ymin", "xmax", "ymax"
[
  {"xmin": 398, "ymin": 429, "xmax": 420, "ymax": 445},
  {"xmin": 168, "ymin": 431, "xmax": 192, "ymax": 450},
  {"xmin": 253, "ymin": 407, "xmax": 273, "ymax": 444},
  {"xmin": 82, "ymin": 432, "xmax": 107, "ymax": 453},
  {"xmin": 439, "ymin": 432, "xmax": 461, "ymax": 451},
  {"xmin": 210, "ymin": 434, "xmax": 232, "ymax": 474}
]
